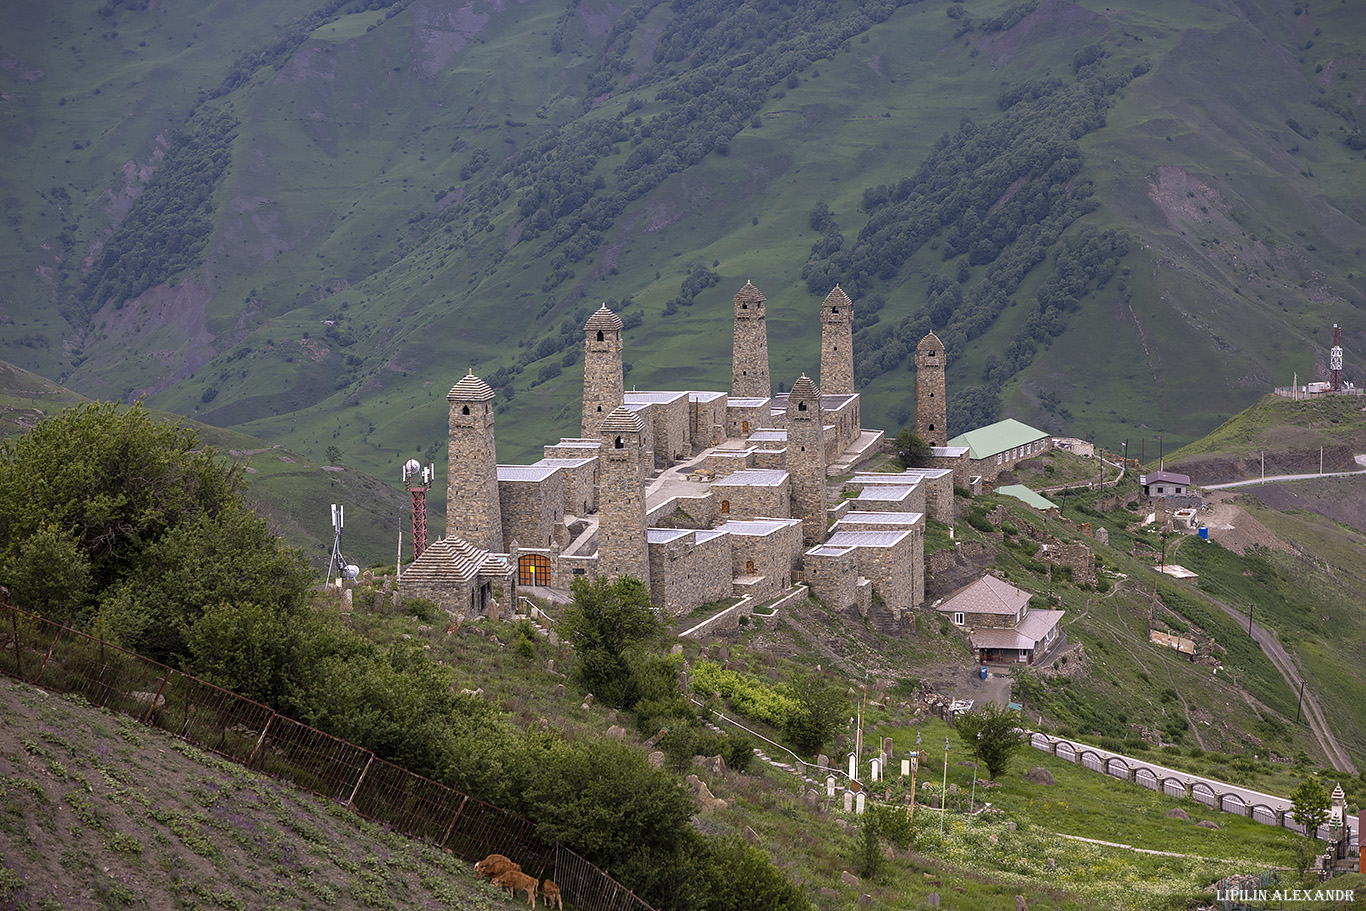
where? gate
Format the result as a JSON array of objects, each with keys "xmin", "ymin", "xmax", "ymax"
[{"xmin": 518, "ymin": 554, "xmax": 552, "ymax": 587}]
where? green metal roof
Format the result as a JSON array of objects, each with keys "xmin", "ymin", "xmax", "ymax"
[
  {"xmin": 945, "ymin": 418, "xmax": 1050, "ymax": 460},
  {"xmin": 994, "ymin": 485, "xmax": 1058, "ymax": 511}
]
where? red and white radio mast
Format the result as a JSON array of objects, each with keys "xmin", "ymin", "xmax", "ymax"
[{"xmin": 403, "ymin": 459, "xmax": 434, "ymax": 559}]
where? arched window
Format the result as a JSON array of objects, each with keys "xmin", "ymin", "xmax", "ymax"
[
  {"xmin": 596, "ymin": 330, "xmax": 604, "ymax": 341},
  {"xmin": 928, "ymin": 423, "xmax": 935, "ymax": 431},
  {"xmin": 615, "ymin": 436, "xmax": 624, "ymax": 449},
  {"xmin": 831, "ymin": 306, "xmax": 839, "ymax": 314},
  {"xmin": 596, "ymin": 404, "xmax": 602, "ymax": 412},
  {"xmin": 741, "ymin": 302, "xmax": 748, "ymax": 309},
  {"xmin": 721, "ymin": 500, "xmax": 731, "ymax": 514},
  {"xmin": 742, "ymin": 420, "xmax": 750, "ymax": 433},
  {"xmin": 798, "ymin": 401, "xmax": 807, "ymax": 411},
  {"xmin": 462, "ymin": 405, "xmax": 470, "ymax": 415}
]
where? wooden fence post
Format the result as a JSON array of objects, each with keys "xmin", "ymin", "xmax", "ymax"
[
  {"xmin": 346, "ymin": 754, "xmax": 375, "ymax": 808},
  {"xmin": 439, "ymin": 794, "xmax": 470, "ymax": 850},
  {"xmin": 142, "ymin": 666, "xmax": 174, "ymax": 725}
]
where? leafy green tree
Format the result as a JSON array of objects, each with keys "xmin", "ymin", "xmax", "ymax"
[
  {"xmin": 894, "ymin": 427, "xmax": 931, "ymax": 468},
  {"xmin": 855, "ymin": 803, "xmax": 913, "ymax": 879},
  {"xmin": 954, "ymin": 702, "xmax": 1027, "ymax": 780},
  {"xmin": 1290, "ymin": 775, "xmax": 1330, "ymax": 838},
  {"xmin": 0, "ymin": 403, "xmax": 312, "ymax": 665},
  {"xmin": 561, "ymin": 575, "xmax": 661, "ymax": 707},
  {"xmin": 782, "ymin": 672, "xmax": 849, "ymax": 756}
]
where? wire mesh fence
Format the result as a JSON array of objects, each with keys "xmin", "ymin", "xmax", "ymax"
[{"xmin": 0, "ymin": 600, "xmax": 656, "ymax": 911}]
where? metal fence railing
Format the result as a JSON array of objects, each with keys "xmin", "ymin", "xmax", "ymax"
[{"xmin": 0, "ymin": 600, "xmax": 654, "ymax": 911}]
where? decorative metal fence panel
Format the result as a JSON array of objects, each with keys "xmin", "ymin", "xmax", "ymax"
[
  {"xmin": 1134, "ymin": 768, "xmax": 1157, "ymax": 791},
  {"xmin": 0, "ymin": 602, "xmax": 657, "ymax": 911}
]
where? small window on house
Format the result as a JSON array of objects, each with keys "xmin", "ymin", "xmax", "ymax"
[
  {"xmin": 831, "ymin": 306, "xmax": 839, "ymax": 313},
  {"xmin": 462, "ymin": 405, "xmax": 470, "ymax": 415},
  {"xmin": 741, "ymin": 302, "xmax": 748, "ymax": 309},
  {"xmin": 721, "ymin": 500, "xmax": 731, "ymax": 514},
  {"xmin": 597, "ymin": 330, "xmax": 604, "ymax": 341},
  {"xmin": 746, "ymin": 560, "xmax": 755, "ymax": 573},
  {"xmin": 928, "ymin": 423, "xmax": 935, "ymax": 432},
  {"xmin": 742, "ymin": 420, "xmax": 750, "ymax": 433},
  {"xmin": 615, "ymin": 437, "xmax": 624, "ymax": 449},
  {"xmin": 953, "ymin": 612, "xmax": 964, "ymax": 626},
  {"xmin": 798, "ymin": 402, "xmax": 807, "ymax": 411}
]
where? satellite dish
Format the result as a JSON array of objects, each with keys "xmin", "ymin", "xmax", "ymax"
[
  {"xmin": 403, "ymin": 459, "xmax": 422, "ymax": 482},
  {"xmin": 342, "ymin": 564, "xmax": 360, "ymax": 581}
]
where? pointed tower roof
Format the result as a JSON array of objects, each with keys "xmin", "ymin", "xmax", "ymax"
[
  {"xmin": 448, "ymin": 371, "xmax": 495, "ymax": 402},
  {"xmin": 600, "ymin": 405, "xmax": 645, "ymax": 434},
  {"xmin": 822, "ymin": 285, "xmax": 852, "ymax": 313},
  {"xmin": 917, "ymin": 331, "xmax": 945, "ymax": 352},
  {"xmin": 734, "ymin": 281, "xmax": 766, "ymax": 310},
  {"xmin": 790, "ymin": 373, "xmax": 820, "ymax": 401},
  {"xmin": 585, "ymin": 304, "xmax": 623, "ymax": 332}
]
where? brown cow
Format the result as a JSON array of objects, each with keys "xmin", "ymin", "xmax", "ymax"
[
  {"xmin": 493, "ymin": 869, "xmax": 539, "ymax": 908},
  {"xmin": 540, "ymin": 878, "xmax": 563, "ymax": 911},
  {"xmin": 475, "ymin": 853, "xmax": 521, "ymax": 881}
]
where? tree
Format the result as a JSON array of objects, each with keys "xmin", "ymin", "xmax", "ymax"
[
  {"xmin": 1290, "ymin": 775, "xmax": 1330, "ymax": 838},
  {"xmin": 894, "ymin": 427, "xmax": 931, "ymax": 468},
  {"xmin": 0, "ymin": 402, "xmax": 312, "ymax": 668},
  {"xmin": 782, "ymin": 672, "xmax": 849, "ymax": 756},
  {"xmin": 855, "ymin": 803, "xmax": 913, "ymax": 879},
  {"xmin": 954, "ymin": 702, "xmax": 1027, "ymax": 780},
  {"xmin": 560, "ymin": 575, "xmax": 661, "ymax": 707}
]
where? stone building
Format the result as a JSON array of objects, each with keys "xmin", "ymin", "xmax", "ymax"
[
  {"xmin": 946, "ymin": 418, "xmax": 1053, "ymax": 482},
  {"xmin": 398, "ymin": 536, "xmax": 512, "ymax": 618},
  {"xmin": 731, "ymin": 281, "xmax": 771, "ymax": 398},
  {"xmin": 582, "ymin": 305, "xmax": 624, "ymax": 438},
  {"xmin": 819, "ymin": 285, "xmax": 854, "ymax": 395},
  {"xmin": 497, "ymin": 464, "xmax": 564, "ymax": 550},
  {"xmin": 915, "ymin": 332, "xmax": 948, "ymax": 447},
  {"xmin": 446, "ymin": 372, "xmax": 503, "ymax": 553},
  {"xmin": 624, "ymin": 390, "xmax": 691, "ymax": 466},
  {"xmin": 936, "ymin": 574, "xmax": 1065, "ymax": 666},
  {"xmin": 786, "ymin": 374, "xmax": 828, "ymax": 546},
  {"xmin": 646, "ymin": 528, "xmax": 733, "ymax": 615},
  {"xmin": 597, "ymin": 406, "xmax": 651, "ymax": 586},
  {"xmin": 718, "ymin": 518, "xmax": 804, "ymax": 602},
  {"xmin": 830, "ymin": 511, "xmax": 925, "ymax": 608},
  {"xmin": 712, "ymin": 469, "xmax": 792, "ymax": 521}
]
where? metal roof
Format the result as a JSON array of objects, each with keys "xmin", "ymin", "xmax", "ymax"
[
  {"xmin": 937, "ymin": 575, "xmax": 1033, "ymax": 617},
  {"xmin": 946, "ymin": 418, "xmax": 1050, "ymax": 460},
  {"xmin": 968, "ymin": 610, "xmax": 1064, "ymax": 650},
  {"xmin": 853, "ymin": 485, "xmax": 917, "ymax": 501},
  {"xmin": 824, "ymin": 529, "xmax": 912, "ymax": 548},
  {"xmin": 713, "ymin": 469, "xmax": 789, "ymax": 487},
  {"xmin": 995, "ymin": 484, "xmax": 1058, "ymax": 511},
  {"xmin": 727, "ymin": 397, "xmax": 770, "ymax": 407},
  {"xmin": 833, "ymin": 512, "xmax": 924, "ymax": 529},
  {"xmin": 497, "ymin": 464, "xmax": 560, "ymax": 482},
  {"xmin": 930, "ymin": 446, "xmax": 970, "ymax": 457},
  {"xmin": 716, "ymin": 518, "xmax": 801, "ymax": 536},
  {"xmin": 625, "ymin": 390, "xmax": 689, "ymax": 405},
  {"xmin": 647, "ymin": 528, "xmax": 693, "ymax": 544}
]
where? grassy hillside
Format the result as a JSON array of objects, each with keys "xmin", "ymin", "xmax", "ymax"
[
  {"xmin": 2, "ymin": 0, "xmax": 1363, "ymax": 480},
  {"xmin": 0, "ymin": 674, "xmax": 499, "ymax": 910}
]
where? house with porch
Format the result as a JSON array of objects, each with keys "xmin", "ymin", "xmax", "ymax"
[{"xmin": 936, "ymin": 574, "xmax": 1065, "ymax": 666}]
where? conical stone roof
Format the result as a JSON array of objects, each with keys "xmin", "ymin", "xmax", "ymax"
[
  {"xmin": 584, "ymin": 304, "xmax": 623, "ymax": 332},
  {"xmin": 448, "ymin": 371, "xmax": 495, "ymax": 402},
  {"xmin": 734, "ymin": 281, "xmax": 766, "ymax": 309},
  {"xmin": 790, "ymin": 373, "xmax": 820, "ymax": 401},
  {"xmin": 599, "ymin": 405, "xmax": 645, "ymax": 434}
]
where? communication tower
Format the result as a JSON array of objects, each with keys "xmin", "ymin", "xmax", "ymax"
[
  {"xmin": 327, "ymin": 503, "xmax": 359, "ymax": 586},
  {"xmin": 1331, "ymin": 323, "xmax": 1343, "ymax": 392},
  {"xmin": 403, "ymin": 458, "xmax": 434, "ymax": 559}
]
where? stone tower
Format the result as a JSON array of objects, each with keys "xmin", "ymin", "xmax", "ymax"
[
  {"xmin": 915, "ymin": 332, "xmax": 948, "ymax": 447},
  {"xmin": 446, "ymin": 371, "xmax": 504, "ymax": 553},
  {"xmin": 731, "ymin": 281, "xmax": 771, "ymax": 398},
  {"xmin": 819, "ymin": 285, "xmax": 854, "ymax": 395},
  {"xmin": 786, "ymin": 374, "xmax": 827, "ymax": 546},
  {"xmin": 597, "ymin": 406, "xmax": 651, "ymax": 586},
  {"xmin": 582, "ymin": 304, "xmax": 624, "ymax": 438}
]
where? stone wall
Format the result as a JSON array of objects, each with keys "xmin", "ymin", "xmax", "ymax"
[
  {"xmin": 726, "ymin": 400, "xmax": 770, "ymax": 437},
  {"xmin": 914, "ymin": 333, "xmax": 948, "ymax": 447},
  {"xmin": 974, "ymin": 436, "xmax": 1052, "ymax": 481},
  {"xmin": 714, "ymin": 476, "xmax": 791, "ymax": 521},
  {"xmin": 753, "ymin": 448, "xmax": 786, "ymax": 470},
  {"xmin": 499, "ymin": 474, "xmax": 564, "ymax": 550},
  {"xmin": 727, "ymin": 522, "xmax": 803, "ymax": 602},
  {"xmin": 925, "ymin": 450, "xmax": 971, "ymax": 490},
  {"xmin": 689, "ymin": 393, "xmax": 728, "ymax": 451},
  {"xmin": 707, "ymin": 448, "xmax": 754, "ymax": 478},
  {"xmin": 803, "ymin": 546, "xmax": 858, "ymax": 612},
  {"xmin": 648, "ymin": 531, "xmax": 733, "ymax": 617},
  {"xmin": 651, "ymin": 395, "xmax": 691, "ymax": 465},
  {"xmin": 647, "ymin": 492, "xmax": 720, "ymax": 529},
  {"xmin": 1041, "ymin": 541, "xmax": 1096, "ymax": 584}
]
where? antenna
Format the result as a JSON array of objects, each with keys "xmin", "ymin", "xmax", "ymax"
[
  {"xmin": 1331, "ymin": 323, "xmax": 1343, "ymax": 392},
  {"xmin": 403, "ymin": 458, "xmax": 434, "ymax": 560},
  {"xmin": 326, "ymin": 503, "xmax": 359, "ymax": 586}
]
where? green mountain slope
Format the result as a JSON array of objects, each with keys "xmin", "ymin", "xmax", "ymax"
[{"xmin": 2, "ymin": 0, "xmax": 1364, "ymax": 477}]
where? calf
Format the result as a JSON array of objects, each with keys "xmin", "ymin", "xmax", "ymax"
[
  {"xmin": 493, "ymin": 869, "xmax": 539, "ymax": 908},
  {"xmin": 475, "ymin": 853, "xmax": 521, "ymax": 882},
  {"xmin": 540, "ymin": 878, "xmax": 563, "ymax": 911}
]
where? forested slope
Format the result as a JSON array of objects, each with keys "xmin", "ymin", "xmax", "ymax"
[{"xmin": 1, "ymin": 0, "xmax": 1363, "ymax": 478}]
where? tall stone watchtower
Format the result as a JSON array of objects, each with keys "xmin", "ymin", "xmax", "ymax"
[
  {"xmin": 582, "ymin": 304, "xmax": 624, "ymax": 439},
  {"xmin": 915, "ymin": 332, "xmax": 948, "ymax": 447},
  {"xmin": 786, "ymin": 374, "xmax": 828, "ymax": 546},
  {"xmin": 731, "ymin": 281, "xmax": 771, "ymax": 399},
  {"xmin": 819, "ymin": 285, "xmax": 854, "ymax": 395},
  {"xmin": 597, "ymin": 406, "xmax": 651, "ymax": 586},
  {"xmin": 446, "ymin": 371, "xmax": 504, "ymax": 553}
]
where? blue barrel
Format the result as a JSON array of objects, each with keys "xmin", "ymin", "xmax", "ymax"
[
  {"xmin": 1199, "ymin": 526, "xmax": 1209, "ymax": 540},
  {"xmin": 979, "ymin": 666, "xmax": 988, "ymax": 680}
]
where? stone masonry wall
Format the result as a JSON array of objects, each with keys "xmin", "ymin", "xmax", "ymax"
[
  {"xmin": 648, "ymin": 531, "xmax": 732, "ymax": 617},
  {"xmin": 499, "ymin": 475, "xmax": 564, "ymax": 551}
]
